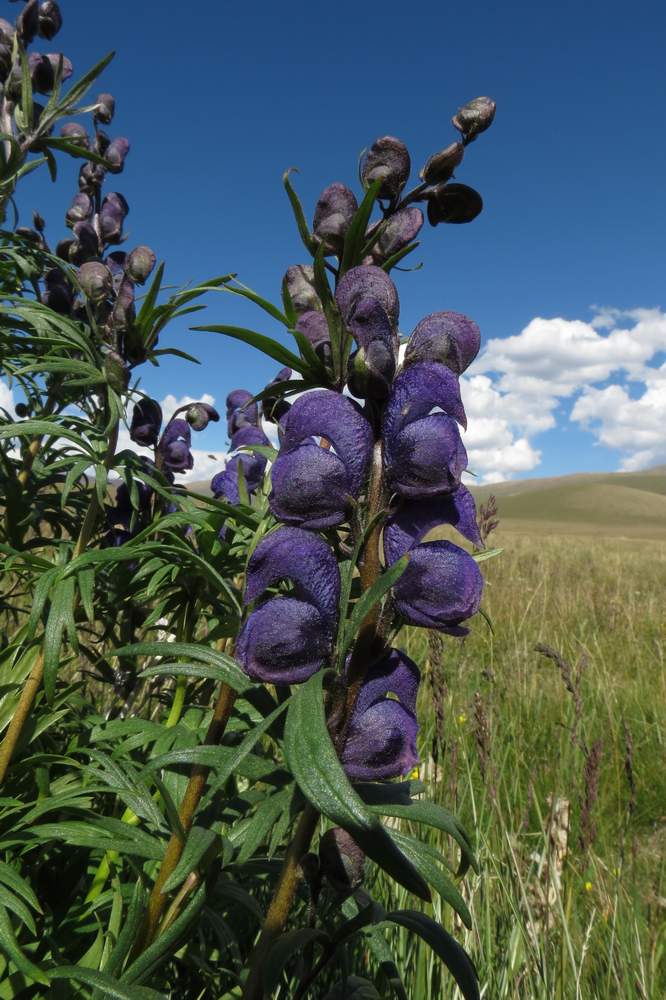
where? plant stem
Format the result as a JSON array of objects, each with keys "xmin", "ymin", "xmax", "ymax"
[
  {"xmin": 0, "ymin": 426, "xmax": 118, "ymax": 785},
  {"xmin": 134, "ymin": 680, "xmax": 237, "ymax": 953},
  {"xmin": 241, "ymin": 804, "xmax": 320, "ymax": 1000}
]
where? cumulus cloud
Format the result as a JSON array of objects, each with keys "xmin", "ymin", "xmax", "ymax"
[
  {"xmin": 461, "ymin": 307, "xmax": 666, "ymax": 482},
  {"xmin": 0, "ymin": 379, "xmax": 16, "ymax": 418}
]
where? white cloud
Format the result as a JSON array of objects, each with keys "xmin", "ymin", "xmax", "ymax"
[
  {"xmin": 0, "ymin": 380, "xmax": 16, "ymax": 418},
  {"xmin": 460, "ymin": 307, "xmax": 666, "ymax": 481}
]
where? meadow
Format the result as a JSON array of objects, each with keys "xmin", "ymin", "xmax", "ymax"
[{"xmin": 383, "ymin": 528, "xmax": 666, "ymax": 998}]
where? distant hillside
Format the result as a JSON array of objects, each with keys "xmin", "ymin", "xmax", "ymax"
[{"xmin": 471, "ymin": 466, "xmax": 666, "ymax": 538}]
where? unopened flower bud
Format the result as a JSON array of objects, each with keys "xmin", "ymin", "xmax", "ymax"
[
  {"xmin": 126, "ymin": 245, "xmax": 156, "ymax": 285},
  {"xmin": 130, "ymin": 397, "xmax": 162, "ymax": 447},
  {"xmin": 61, "ymin": 122, "xmax": 89, "ymax": 148},
  {"xmin": 15, "ymin": 402, "xmax": 30, "ymax": 418},
  {"xmin": 95, "ymin": 129, "xmax": 110, "ymax": 156},
  {"xmin": 15, "ymin": 226, "xmax": 42, "ymax": 245},
  {"xmin": 186, "ymin": 402, "xmax": 219, "ymax": 431},
  {"xmin": 371, "ymin": 206, "xmax": 423, "ymax": 264},
  {"xmin": 319, "ymin": 828, "xmax": 365, "ymax": 893},
  {"xmin": 78, "ymin": 261, "xmax": 113, "ymax": 303},
  {"xmin": 111, "ymin": 277, "xmax": 135, "ymax": 332},
  {"xmin": 0, "ymin": 19, "xmax": 14, "ymax": 46},
  {"xmin": 452, "ymin": 96, "xmax": 496, "ymax": 143},
  {"xmin": 78, "ymin": 162, "xmax": 105, "ymax": 193},
  {"xmin": 361, "ymin": 136, "xmax": 410, "ymax": 202},
  {"xmin": 38, "ymin": 1, "xmax": 63, "ymax": 40},
  {"xmin": 427, "ymin": 183, "xmax": 483, "ymax": 226},
  {"xmin": 103, "ymin": 350, "xmax": 130, "ymax": 393},
  {"xmin": 17, "ymin": 0, "xmax": 39, "ymax": 46},
  {"xmin": 29, "ymin": 52, "xmax": 72, "ymax": 94},
  {"xmin": 70, "ymin": 220, "xmax": 100, "ymax": 261},
  {"xmin": 65, "ymin": 191, "xmax": 92, "ymax": 227},
  {"xmin": 33, "ymin": 210, "xmax": 45, "ymax": 232},
  {"xmin": 99, "ymin": 191, "xmax": 129, "ymax": 244},
  {"xmin": 55, "ymin": 238, "xmax": 74, "ymax": 261},
  {"xmin": 284, "ymin": 264, "xmax": 320, "ymax": 314},
  {"xmin": 313, "ymin": 183, "xmax": 358, "ymax": 256},
  {"xmin": 94, "ymin": 92, "xmax": 115, "ymax": 125},
  {"xmin": 105, "ymin": 137, "xmax": 130, "ymax": 174},
  {"xmin": 404, "ymin": 311, "xmax": 481, "ymax": 375},
  {"xmin": 420, "ymin": 141, "xmax": 464, "ymax": 185},
  {"xmin": 42, "ymin": 268, "xmax": 73, "ymax": 314}
]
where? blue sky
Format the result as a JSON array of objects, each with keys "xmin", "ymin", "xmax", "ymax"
[{"xmin": 12, "ymin": 0, "xmax": 666, "ymax": 483}]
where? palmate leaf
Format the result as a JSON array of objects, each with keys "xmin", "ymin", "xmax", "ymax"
[
  {"xmin": 385, "ymin": 910, "xmax": 480, "ymax": 1000},
  {"xmin": 283, "ymin": 671, "xmax": 430, "ymax": 900}
]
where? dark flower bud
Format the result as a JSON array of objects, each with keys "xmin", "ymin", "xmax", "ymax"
[
  {"xmin": 99, "ymin": 191, "xmax": 129, "ymax": 244},
  {"xmin": 313, "ymin": 183, "xmax": 358, "ymax": 256},
  {"xmin": 125, "ymin": 245, "xmax": 156, "ymax": 285},
  {"xmin": 78, "ymin": 261, "xmax": 113, "ymax": 303},
  {"xmin": 105, "ymin": 137, "xmax": 130, "ymax": 174},
  {"xmin": 452, "ymin": 96, "xmax": 496, "ymax": 144},
  {"xmin": 61, "ymin": 122, "xmax": 89, "ymax": 148},
  {"xmin": 38, "ymin": 2, "xmax": 63, "ymax": 40},
  {"xmin": 361, "ymin": 136, "xmax": 410, "ymax": 202},
  {"xmin": 14, "ymin": 402, "xmax": 30, "ymax": 418},
  {"xmin": 33, "ymin": 210, "xmax": 45, "ymax": 232},
  {"xmin": 405, "ymin": 311, "xmax": 481, "ymax": 375},
  {"xmin": 226, "ymin": 389, "xmax": 258, "ymax": 435},
  {"xmin": 284, "ymin": 264, "xmax": 320, "ymax": 314},
  {"xmin": 105, "ymin": 250, "xmax": 127, "ymax": 293},
  {"xmin": 371, "ymin": 206, "xmax": 423, "ymax": 264},
  {"xmin": 29, "ymin": 52, "xmax": 72, "ymax": 94},
  {"xmin": 427, "ymin": 183, "xmax": 483, "ymax": 226},
  {"xmin": 79, "ymin": 162, "xmax": 105, "ymax": 193},
  {"xmin": 103, "ymin": 350, "xmax": 130, "ymax": 393},
  {"xmin": 0, "ymin": 44, "xmax": 12, "ymax": 85},
  {"xmin": 130, "ymin": 397, "xmax": 162, "ymax": 447},
  {"xmin": 158, "ymin": 418, "xmax": 194, "ymax": 474},
  {"xmin": 0, "ymin": 19, "xmax": 14, "ymax": 46},
  {"xmin": 65, "ymin": 191, "xmax": 92, "ymax": 227},
  {"xmin": 17, "ymin": 0, "xmax": 39, "ymax": 45},
  {"xmin": 70, "ymin": 220, "xmax": 100, "ymax": 261},
  {"xmin": 55, "ymin": 238, "xmax": 74, "ymax": 261},
  {"xmin": 42, "ymin": 268, "xmax": 72, "ymax": 314},
  {"xmin": 295, "ymin": 310, "xmax": 331, "ymax": 366},
  {"xmin": 319, "ymin": 828, "xmax": 365, "ymax": 892},
  {"xmin": 186, "ymin": 402, "xmax": 219, "ymax": 431},
  {"xmin": 94, "ymin": 128, "xmax": 110, "ymax": 156},
  {"xmin": 111, "ymin": 277, "xmax": 135, "ymax": 332},
  {"xmin": 15, "ymin": 226, "xmax": 42, "ymax": 245},
  {"xmin": 420, "ymin": 141, "xmax": 464, "ymax": 185},
  {"xmin": 94, "ymin": 92, "xmax": 115, "ymax": 125}
]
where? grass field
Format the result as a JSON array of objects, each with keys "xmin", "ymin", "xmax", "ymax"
[{"xmin": 375, "ymin": 529, "xmax": 666, "ymax": 999}]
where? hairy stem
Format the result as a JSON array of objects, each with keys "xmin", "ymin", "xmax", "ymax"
[
  {"xmin": 0, "ymin": 426, "xmax": 118, "ymax": 785},
  {"xmin": 134, "ymin": 681, "xmax": 237, "ymax": 953}
]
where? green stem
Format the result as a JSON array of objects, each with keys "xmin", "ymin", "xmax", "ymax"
[{"xmin": 0, "ymin": 425, "xmax": 119, "ymax": 785}]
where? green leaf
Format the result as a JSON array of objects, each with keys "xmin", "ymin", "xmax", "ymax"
[
  {"xmin": 43, "ymin": 576, "xmax": 76, "ymax": 703},
  {"xmin": 283, "ymin": 672, "xmax": 430, "ymax": 900},
  {"xmin": 0, "ymin": 885, "xmax": 36, "ymax": 935},
  {"xmin": 362, "ymin": 794, "xmax": 477, "ymax": 876},
  {"xmin": 120, "ymin": 884, "xmax": 206, "ymax": 985},
  {"xmin": 380, "ymin": 241, "xmax": 421, "ymax": 272},
  {"xmin": 324, "ymin": 977, "xmax": 381, "ymax": 999},
  {"xmin": 19, "ymin": 52, "xmax": 33, "ymax": 133},
  {"xmin": 210, "ymin": 699, "xmax": 288, "ymax": 790},
  {"xmin": 191, "ymin": 323, "xmax": 310, "ymax": 375},
  {"xmin": 0, "ymin": 904, "xmax": 49, "ymax": 986},
  {"xmin": 234, "ymin": 788, "xmax": 292, "ymax": 864},
  {"xmin": 263, "ymin": 928, "xmax": 329, "ymax": 995},
  {"xmin": 0, "ymin": 863, "xmax": 41, "ymax": 915},
  {"xmin": 473, "ymin": 546, "xmax": 503, "ymax": 563},
  {"xmin": 340, "ymin": 179, "xmax": 382, "ymax": 276},
  {"xmin": 283, "ymin": 168, "xmax": 318, "ymax": 254},
  {"xmin": 49, "ymin": 965, "xmax": 166, "ymax": 1000},
  {"xmin": 385, "ymin": 910, "xmax": 480, "ymax": 1000},
  {"xmin": 389, "ymin": 831, "xmax": 472, "ymax": 927},
  {"xmin": 342, "ymin": 556, "xmax": 409, "ymax": 653},
  {"xmin": 225, "ymin": 279, "xmax": 290, "ymax": 326},
  {"xmin": 163, "ymin": 826, "xmax": 217, "ymax": 893},
  {"xmin": 100, "ymin": 881, "xmax": 146, "ymax": 981},
  {"xmin": 0, "ymin": 419, "xmax": 92, "ymax": 452},
  {"xmin": 118, "ymin": 641, "xmax": 250, "ymax": 694},
  {"xmin": 53, "ymin": 51, "xmax": 115, "ymax": 112}
]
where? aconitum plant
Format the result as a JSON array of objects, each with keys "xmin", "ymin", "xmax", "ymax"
[{"xmin": 0, "ymin": 4, "xmax": 498, "ymax": 996}]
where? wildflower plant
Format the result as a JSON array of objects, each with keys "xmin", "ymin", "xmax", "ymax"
[{"xmin": 0, "ymin": 3, "xmax": 498, "ymax": 996}]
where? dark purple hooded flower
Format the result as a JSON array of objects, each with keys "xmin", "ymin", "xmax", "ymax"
[
  {"xmin": 186, "ymin": 402, "xmax": 219, "ymax": 432},
  {"xmin": 345, "ymin": 295, "xmax": 397, "ymax": 400},
  {"xmin": 158, "ymin": 419, "xmax": 193, "ymax": 474},
  {"xmin": 335, "ymin": 264, "xmax": 400, "ymax": 330},
  {"xmin": 341, "ymin": 648, "xmax": 420, "ymax": 780},
  {"xmin": 427, "ymin": 183, "xmax": 483, "ymax": 226},
  {"xmin": 105, "ymin": 136, "xmax": 130, "ymax": 174},
  {"xmin": 130, "ymin": 397, "xmax": 163, "ymax": 448},
  {"xmin": 226, "ymin": 388, "xmax": 259, "ymax": 436},
  {"xmin": 269, "ymin": 390, "xmax": 373, "ymax": 530},
  {"xmin": 284, "ymin": 264, "xmax": 321, "ymax": 314},
  {"xmin": 262, "ymin": 367, "xmax": 293, "ymax": 424},
  {"xmin": 382, "ymin": 362, "xmax": 468, "ymax": 498},
  {"xmin": 384, "ymin": 490, "xmax": 483, "ymax": 634},
  {"xmin": 404, "ymin": 311, "xmax": 481, "ymax": 375},
  {"xmin": 370, "ymin": 206, "xmax": 423, "ymax": 265},
  {"xmin": 99, "ymin": 192, "xmax": 129, "ymax": 244},
  {"xmin": 236, "ymin": 527, "xmax": 340, "ymax": 684},
  {"xmin": 295, "ymin": 311, "xmax": 331, "ymax": 365},
  {"xmin": 313, "ymin": 182, "xmax": 358, "ymax": 256}
]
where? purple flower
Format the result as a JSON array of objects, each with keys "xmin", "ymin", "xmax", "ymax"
[
  {"xmin": 78, "ymin": 261, "xmax": 112, "ymax": 303},
  {"xmin": 99, "ymin": 192, "xmax": 129, "ymax": 244},
  {"xmin": 335, "ymin": 264, "xmax": 400, "ymax": 330},
  {"xmin": 125, "ymin": 245, "xmax": 156, "ymax": 285},
  {"xmin": 226, "ymin": 388, "xmax": 259, "ymax": 436},
  {"xmin": 94, "ymin": 92, "xmax": 115, "ymax": 125},
  {"xmin": 345, "ymin": 295, "xmax": 396, "ymax": 400},
  {"xmin": 452, "ymin": 96, "xmax": 496, "ymax": 143},
  {"xmin": 404, "ymin": 312, "xmax": 481, "ymax": 375},
  {"xmin": 29, "ymin": 52, "xmax": 72, "ymax": 94},
  {"xmin": 341, "ymin": 648, "xmax": 420, "ymax": 780},
  {"xmin": 284, "ymin": 265, "xmax": 320, "ymax": 314},
  {"xmin": 186, "ymin": 402, "xmax": 219, "ymax": 432},
  {"xmin": 105, "ymin": 137, "xmax": 130, "ymax": 174},
  {"xmin": 361, "ymin": 136, "xmax": 411, "ymax": 202},
  {"xmin": 384, "ymin": 492, "xmax": 483, "ymax": 634},
  {"xmin": 370, "ymin": 206, "xmax": 423, "ymax": 264},
  {"xmin": 269, "ymin": 390, "xmax": 373, "ymax": 530},
  {"xmin": 313, "ymin": 182, "xmax": 358, "ymax": 256},
  {"xmin": 295, "ymin": 311, "xmax": 331, "ymax": 365},
  {"xmin": 158, "ymin": 419, "xmax": 193, "ymax": 474},
  {"xmin": 211, "ymin": 425, "xmax": 270, "ymax": 504},
  {"xmin": 420, "ymin": 142, "xmax": 464, "ymax": 185},
  {"xmin": 65, "ymin": 192, "xmax": 92, "ymax": 226},
  {"xmin": 262, "ymin": 367, "xmax": 293, "ymax": 424},
  {"xmin": 236, "ymin": 527, "xmax": 340, "ymax": 684},
  {"xmin": 130, "ymin": 398, "xmax": 163, "ymax": 447},
  {"xmin": 427, "ymin": 183, "xmax": 483, "ymax": 226},
  {"xmin": 382, "ymin": 362, "xmax": 468, "ymax": 497}
]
